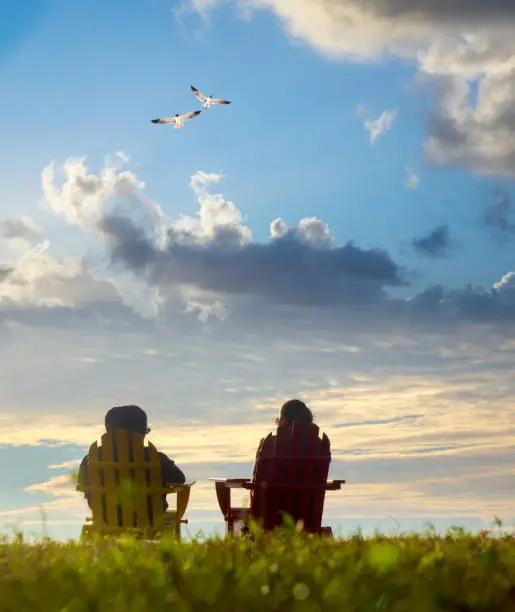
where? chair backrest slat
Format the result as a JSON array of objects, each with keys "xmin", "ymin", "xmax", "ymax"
[
  {"xmin": 278, "ymin": 421, "xmax": 304, "ymax": 527},
  {"xmin": 131, "ymin": 432, "xmax": 151, "ymax": 529},
  {"xmin": 114, "ymin": 429, "xmax": 136, "ymax": 528},
  {"xmin": 296, "ymin": 423, "xmax": 321, "ymax": 530},
  {"xmin": 252, "ymin": 433, "xmax": 275, "ymax": 529},
  {"xmin": 96, "ymin": 433, "xmax": 119, "ymax": 527},
  {"xmin": 311, "ymin": 433, "xmax": 331, "ymax": 529},
  {"xmin": 147, "ymin": 442, "xmax": 165, "ymax": 531}
]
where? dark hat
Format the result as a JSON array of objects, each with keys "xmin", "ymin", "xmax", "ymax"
[{"xmin": 105, "ymin": 405, "xmax": 150, "ymax": 435}]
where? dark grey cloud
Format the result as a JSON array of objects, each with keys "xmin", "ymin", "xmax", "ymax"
[
  {"xmin": 422, "ymin": 50, "xmax": 515, "ymax": 180},
  {"xmin": 101, "ymin": 212, "xmax": 515, "ymax": 330},
  {"xmin": 0, "ymin": 217, "xmax": 41, "ymax": 241},
  {"xmin": 0, "ymin": 299, "xmax": 148, "ymax": 332},
  {"xmin": 0, "ymin": 266, "xmax": 13, "ymax": 283},
  {"xmin": 38, "ymin": 157, "xmax": 515, "ymax": 334},
  {"xmin": 412, "ymin": 224, "xmax": 450, "ymax": 257},
  {"xmin": 358, "ymin": 0, "xmax": 515, "ymax": 21},
  {"xmin": 92, "ymin": 203, "xmax": 515, "ymax": 330},
  {"xmin": 408, "ymin": 275, "xmax": 515, "ymax": 326},
  {"xmin": 101, "ymin": 214, "xmax": 406, "ymax": 307},
  {"xmin": 484, "ymin": 189, "xmax": 515, "ymax": 235}
]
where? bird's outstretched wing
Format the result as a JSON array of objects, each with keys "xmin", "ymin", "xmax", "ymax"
[
  {"xmin": 191, "ymin": 86, "xmax": 207, "ymax": 102},
  {"xmin": 180, "ymin": 110, "xmax": 201, "ymax": 121},
  {"xmin": 151, "ymin": 117, "xmax": 177, "ymax": 124},
  {"xmin": 212, "ymin": 97, "xmax": 231, "ymax": 105}
]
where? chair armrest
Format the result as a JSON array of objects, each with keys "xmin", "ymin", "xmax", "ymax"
[
  {"xmin": 163, "ymin": 481, "xmax": 196, "ymax": 494},
  {"xmin": 247, "ymin": 483, "xmax": 342, "ymax": 492},
  {"xmin": 211, "ymin": 478, "xmax": 252, "ymax": 490},
  {"xmin": 325, "ymin": 480, "xmax": 346, "ymax": 490},
  {"xmin": 210, "ymin": 478, "xmax": 251, "ymax": 488},
  {"xmin": 210, "ymin": 478, "xmax": 252, "ymax": 515}
]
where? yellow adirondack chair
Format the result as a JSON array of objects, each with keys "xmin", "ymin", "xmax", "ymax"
[{"xmin": 76, "ymin": 429, "xmax": 194, "ymax": 541}]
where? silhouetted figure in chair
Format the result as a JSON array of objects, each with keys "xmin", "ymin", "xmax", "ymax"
[
  {"xmin": 252, "ymin": 398, "xmax": 314, "ymax": 480},
  {"xmin": 77, "ymin": 405, "xmax": 185, "ymax": 513}
]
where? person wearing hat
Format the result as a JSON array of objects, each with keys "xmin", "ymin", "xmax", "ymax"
[{"xmin": 77, "ymin": 404, "xmax": 185, "ymax": 512}]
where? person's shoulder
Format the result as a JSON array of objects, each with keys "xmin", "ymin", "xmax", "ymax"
[
  {"xmin": 157, "ymin": 450, "xmax": 175, "ymax": 464},
  {"xmin": 257, "ymin": 432, "xmax": 275, "ymax": 454}
]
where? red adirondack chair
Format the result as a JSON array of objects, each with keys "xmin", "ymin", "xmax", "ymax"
[{"xmin": 211, "ymin": 421, "xmax": 345, "ymax": 535}]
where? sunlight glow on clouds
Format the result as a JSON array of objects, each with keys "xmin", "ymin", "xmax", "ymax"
[{"xmin": 3, "ymin": 365, "xmax": 514, "ymax": 529}]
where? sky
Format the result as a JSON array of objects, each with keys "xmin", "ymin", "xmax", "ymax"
[{"xmin": 0, "ymin": 0, "xmax": 515, "ymax": 540}]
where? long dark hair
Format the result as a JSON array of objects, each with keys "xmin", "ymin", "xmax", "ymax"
[{"xmin": 276, "ymin": 399, "xmax": 313, "ymax": 425}]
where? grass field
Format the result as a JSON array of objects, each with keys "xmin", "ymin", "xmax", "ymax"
[{"xmin": 0, "ymin": 524, "xmax": 514, "ymax": 611}]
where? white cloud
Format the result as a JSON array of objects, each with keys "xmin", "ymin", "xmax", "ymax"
[
  {"xmin": 25, "ymin": 474, "xmax": 77, "ymax": 498},
  {"xmin": 270, "ymin": 216, "xmax": 333, "ymax": 247},
  {"xmin": 41, "ymin": 156, "xmax": 151, "ymax": 231},
  {"xmin": 364, "ymin": 110, "xmax": 397, "ymax": 144},
  {"xmin": 493, "ymin": 271, "xmax": 515, "ymax": 291},
  {"xmin": 0, "ymin": 240, "xmax": 121, "ymax": 310},
  {"xmin": 74, "ymin": 356, "xmax": 101, "ymax": 364},
  {"xmin": 404, "ymin": 167, "xmax": 420, "ymax": 190},
  {"xmin": 169, "ymin": 170, "xmax": 253, "ymax": 247},
  {"xmin": 104, "ymin": 150, "xmax": 131, "ymax": 170},
  {"xmin": 48, "ymin": 459, "xmax": 81, "ymax": 470}
]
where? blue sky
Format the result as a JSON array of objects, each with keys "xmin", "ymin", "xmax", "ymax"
[{"xmin": 1, "ymin": 0, "xmax": 515, "ymax": 540}]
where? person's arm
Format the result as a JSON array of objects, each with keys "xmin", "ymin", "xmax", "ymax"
[
  {"xmin": 251, "ymin": 436, "xmax": 266, "ymax": 481},
  {"xmin": 77, "ymin": 456, "xmax": 92, "ymax": 508},
  {"xmin": 160, "ymin": 453, "xmax": 186, "ymax": 485}
]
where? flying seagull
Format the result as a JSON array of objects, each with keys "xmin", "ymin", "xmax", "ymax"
[
  {"xmin": 150, "ymin": 111, "xmax": 201, "ymax": 130},
  {"xmin": 191, "ymin": 86, "xmax": 231, "ymax": 109}
]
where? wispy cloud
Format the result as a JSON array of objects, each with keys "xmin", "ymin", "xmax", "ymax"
[
  {"xmin": 484, "ymin": 189, "xmax": 514, "ymax": 236},
  {"xmin": 0, "ymin": 217, "xmax": 41, "ymax": 242},
  {"xmin": 404, "ymin": 167, "xmax": 420, "ymax": 190},
  {"xmin": 25, "ymin": 474, "xmax": 77, "ymax": 498},
  {"xmin": 412, "ymin": 224, "xmax": 450, "ymax": 257},
  {"xmin": 48, "ymin": 459, "xmax": 81, "ymax": 470},
  {"xmin": 364, "ymin": 110, "xmax": 397, "ymax": 144}
]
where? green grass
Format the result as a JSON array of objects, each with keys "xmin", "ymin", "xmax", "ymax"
[{"xmin": 0, "ymin": 526, "xmax": 514, "ymax": 611}]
